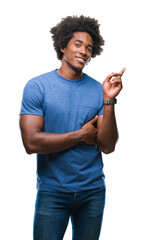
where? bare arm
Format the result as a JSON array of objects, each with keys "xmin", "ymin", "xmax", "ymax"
[
  {"xmin": 97, "ymin": 68, "xmax": 126, "ymax": 154},
  {"xmin": 97, "ymin": 107, "xmax": 118, "ymax": 154},
  {"xmin": 19, "ymin": 114, "xmax": 98, "ymax": 154}
]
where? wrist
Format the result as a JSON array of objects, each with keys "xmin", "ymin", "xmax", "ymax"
[
  {"xmin": 103, "ymin": 98, "xmax": 117, "ymax": 105},
  {"xmin": 103, "ymin": 94, "xmax": 115, "ymax": 100},
  {"xmin": 75, "ymin": 128, "xmax": 85, "ymax": 142}
]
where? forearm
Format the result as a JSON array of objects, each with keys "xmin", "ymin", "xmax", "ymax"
[
  {"xmin": 20, "ymin": 114, "xmax": 98, "ymax": 155},
  {"xmin": 97, "ymin": 105, "xmax": 118, "ymax": 154},
  {"xmin": 23, "ymin": 129, "xmax": 84, "ymax": 154},
  {"xmin": 96, "ymin": 67, "xmax": 125, "ymax": 154}
]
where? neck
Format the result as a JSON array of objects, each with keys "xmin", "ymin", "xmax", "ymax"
[{"xmin": 57, "ymin": 56, "xmax": 83, "ymax": 80}]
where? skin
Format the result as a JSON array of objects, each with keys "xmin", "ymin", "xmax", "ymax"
[
  {"xmin": 58, "ymin": 32, "xmax": 93, "ymax": 80},
  {"xmin": 97, "ymin": 68, "xmax": 125, "ymax": 153},
  {"xmin": 20, "ymin": 32, "xmax": 126, "ymax": 154}
]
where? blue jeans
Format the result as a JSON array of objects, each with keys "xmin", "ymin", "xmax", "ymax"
[{"xmin": 33, "ymin": 186, "xmax": 106, "ymax": 240}]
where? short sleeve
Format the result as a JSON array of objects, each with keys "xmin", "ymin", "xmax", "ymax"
[{"xmin": 20, "ymin": 80, "xmax": 44, "ymax": 117}]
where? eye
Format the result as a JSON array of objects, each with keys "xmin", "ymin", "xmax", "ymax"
[
  {"xmin": 75, "ymin": 43, "xmax": 80, "ymax": 47},
  {"xmin": 87, "ymin": 47, "xmax": 92, "ymax": 52}
]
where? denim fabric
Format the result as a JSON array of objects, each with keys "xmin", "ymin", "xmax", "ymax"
[{"xmin": 33, "ymin": 186, "xmax": 106, "ymax": 240}]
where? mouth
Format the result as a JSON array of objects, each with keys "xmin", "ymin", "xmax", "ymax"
[{"xmin": 75, "ymin": 56, "xmax": 86, "ymax": 65}]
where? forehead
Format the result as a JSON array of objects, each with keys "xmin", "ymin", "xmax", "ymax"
[{"xmin": 72, "ymin": 32, "xmax": 93, "ymax": 45}]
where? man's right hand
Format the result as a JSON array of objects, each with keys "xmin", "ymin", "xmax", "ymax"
[
  {"xmin": 20, "ymin": 114, "xmax": 99, "ymax": 154},
  {"xmin": 81, "ymin": 116, "xmax": 98, "ymax": 145}
]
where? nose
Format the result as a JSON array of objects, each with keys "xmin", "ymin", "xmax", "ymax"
[{"xmin": 79, "ymin": 46, "xmax": 86, "ymax": 56}]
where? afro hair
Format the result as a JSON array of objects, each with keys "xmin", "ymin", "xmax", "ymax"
[{"xmin": 50, "ymin": 15, "xmax": 105, "ymax": 60}]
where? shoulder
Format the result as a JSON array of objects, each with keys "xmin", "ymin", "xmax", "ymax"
[
  {"xmin": 83, "ymin": 73, "xmax": 103, "ymax": 89},
  {"xmin": 27, "ymin": 70, "xmax": 54, "ymax": 84},
  {"xmin": 24, "ymin": 70, "xmax": 55, "ymax": 91}
]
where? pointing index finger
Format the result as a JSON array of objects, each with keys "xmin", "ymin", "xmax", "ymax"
[
  {"xmin": 110, "ymin": 67, "xmax": 126, "ymax": 78},
  {"xmin": 120, "ymin": 67, "xmax": 126, "ymax": 76},
  {"xmin": 104, "ymin": 67, "xmax": 126, "ymax": 82}
]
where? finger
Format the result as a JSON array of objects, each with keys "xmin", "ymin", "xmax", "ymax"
[
  {"xmin": 120, "ymin": 67, "xmax": 126, "ymax": 76},
  {"xmin": 104, "ymin": 73, "xmax": 114, "ymax": 83},
  {"xmin": 111, "ymin": 79, "xmax": 122, "ymax": 86},
  {"xmin": 111, "ymin": 79, "xmax": 123, "ymax": 87},
  {"xmin": 111, "ymin": 76, "xmax": 121, "ymax": 82},
  {"xmin": 112, "ymin": 68, "xmax": 126, "ymax": 76},
  {"xmin": 110, "ymin": 67, "xmax": 126, "ymax": 78},
  {"xmin": 90, "ymin": 115, "xmax": 98, "ymax": 124}
]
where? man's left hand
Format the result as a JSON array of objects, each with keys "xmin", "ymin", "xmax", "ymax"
[{"xmin": 103, "ymin": 67, "xmax": 126, "ymax": 100}]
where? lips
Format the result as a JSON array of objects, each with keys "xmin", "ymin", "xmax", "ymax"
[{"xmin": 75, "ymin": 56, "xmax": 86, "ymax": 64}]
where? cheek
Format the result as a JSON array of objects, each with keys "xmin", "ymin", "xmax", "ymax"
[
  {"xmin": 67, "ymin": 45, "xmax": 77, "ymax": 55},
  {"xmin": 66, "ymin": 49, "xmax": 76, "ymax": 61}
]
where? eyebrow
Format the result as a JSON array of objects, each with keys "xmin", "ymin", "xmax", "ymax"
[{"xmin": 75, "ymin": 40, "xmax": 93, "ymax": 48}]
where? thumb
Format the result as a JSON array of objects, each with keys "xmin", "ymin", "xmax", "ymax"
[{"xmin": 90, "ymin": 115, "xmax": 99, "ymax": 124}]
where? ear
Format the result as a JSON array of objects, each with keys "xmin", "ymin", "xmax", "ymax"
[{"xmin": 60, "ymin": 47, "xmax": 65, "ymax": 53}]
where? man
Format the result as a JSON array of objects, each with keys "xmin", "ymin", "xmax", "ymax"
[{"xmin": 20, "ymin": 15, "xmax": 125, "ymax": 240}]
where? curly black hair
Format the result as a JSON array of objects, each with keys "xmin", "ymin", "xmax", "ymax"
[{"xmin": 50, "ymin": 15, "xmax": 105, "ymax": 60}]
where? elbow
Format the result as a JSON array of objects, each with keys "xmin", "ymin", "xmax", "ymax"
[
  {"xmin": 97, "ymin": 141, "xmax": 116, "ymax": 154},
  {"xmin": 25, "ymin": 148, "xmax": 33, "ymax": 155},
  {"xmin": 20, "ymin": 128, "xmax": 40, "ymax": 155},
  {"xmin": 101, "ymin": 146, "xmax": 115, "ymax": 154},
  {"xmin": 23, "ymin": 142, "xmax": 35, "ymax": 155},
  {"xmin": 97, "ymin": 136, "xmax": 118, "ymax": 154}
]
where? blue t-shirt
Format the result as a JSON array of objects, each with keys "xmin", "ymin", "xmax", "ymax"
[{"xmin": 20, "ymin": 69, "xmax": 105, "ymax": 192}]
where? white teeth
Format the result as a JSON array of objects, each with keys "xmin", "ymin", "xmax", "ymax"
[{"xmin": 76, "ymin": 57, "xmax": 85, "ymax": 64}]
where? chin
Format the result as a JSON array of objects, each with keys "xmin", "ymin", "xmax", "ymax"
[{"xmin": 71, "ymin": 63, "xmax": 84, "ymax": 72}]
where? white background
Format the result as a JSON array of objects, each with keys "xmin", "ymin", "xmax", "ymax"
[{"xmin": 1, "ymin": 0, "xmax": 144, "ymax": 239}]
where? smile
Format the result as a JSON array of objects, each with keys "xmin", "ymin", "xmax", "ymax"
[{"xmin": 75, "ymin": 57, "xmax": 86, "ymax": 64}]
